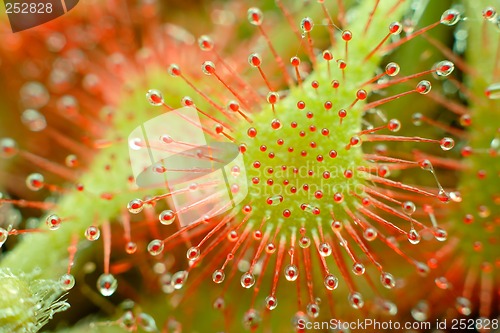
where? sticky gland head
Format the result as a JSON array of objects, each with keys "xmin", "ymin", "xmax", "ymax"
[{"xmin": 233, "ymin": 65, "xmax": 366, "ymax": 230}]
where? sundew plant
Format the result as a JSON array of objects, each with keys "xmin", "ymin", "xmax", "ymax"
[{"xmin": 0, "ymin": 0, "xmax": 499, "ymax": 332}]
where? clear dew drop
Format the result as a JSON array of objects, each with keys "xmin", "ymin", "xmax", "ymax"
[
  {"xmin": 59, "ymin": 273, "xmax": 75, "ymax": 291},
  {"xmin": 306, "ymin": 303, "xmax": 320, "ymax": 318},
  {"xmin": 186, "ymin": 246, "xmax": 200, "ymax": 261},
  {"xmin": 483, "ymin": 6, "xmax": 497, "ymax": 21},
  {"xmin": 0, "ymin": 138, "xmax": 18, "ymax": 159},
  {"xmin": 45, "ymin": 214, "xmax": 62, "ymax": 230},
  {"xmin": 441, "ymin": 9, "xmax": 461, "ymax": 26},
  {"xmin": 171, "ymin": 270, "xmax": 188, "ymax": 290},
  {"xmin": 159, "ymin": 210, "xmax": 176, "ymax": 225},
  {"xmin": 363, "ymin": 228, "xmax": 378, "ymax": 241},
  {"xmin": 292, "ymin": 312, "xmax": 309, "ymax": 330},
  {"xmin": 386, "ymin": 236, "xmax": 399, "ymax": 248},
  {"xmin": 240, "ymin": 272, "xmax": 256, "ymax": 288},
  {"xmin": 266, "ymin": 243, "xmax": 276, "ymax": 254},
  {"xmin": 478, "ymin": 205, "xmax": 491, "ymax": 218},
  {"xmin": 491, "ymin": 137, "xmax": 500, "ymax": 151},
  {"xmin": 21, "ymin": 109, "xmax": 47, "ymax": 132},
  {"xmin": 388, "ymin": 119, "xmax": 401, "ymax": 132},
  {"xmin": 402, "ymin": 201, "xmax": 416, "ymax": 215},
  {"xmin": 265, "ymin": 295, "xmax": 278, "ymax": 310},
  {"xmin": 433, "ymin": 226, "xmax": 448, "ymax": 241},
  {"xmin": 318, "ymin": 242, "xmax": 332, "ymax": 256},
  {"xmin": 160, "ymin": 274, "xmax": 174, "ymax": 294},
  {"xmin": 440, "ymin": 137, "xmax": 455, "ymax": 151},
  {"xmin": 300, "ymin": 17, "xmax": 314, "ymax": 33},
  {"xmin": 385, "ymin": 62, "xmax": 400, "ymax": 77},
  {"xmin": 160, "ymin": 134, "xmax": 174, "ymax": 144},
  {"xmin": 228, "ymin": 231, "xmax": 238, "ymax": 242},
  {"xmin": 324, "ymin": 274, "xmax": 338, "ymax": 290},
  {"xmin": 243, "ymin": 309, "xmax": 261, "ymax": 330},
  {"xmin": 419, "ymin": 159, "xmax": 432, "ymax": 171},
  {"xmin": 380, "ymin": 272, "xmax": 396, "ymax": 289},
  {"xmin": 412, "ymin": 112, "xmax": 423, "ymax": 126},
  {"xmin": 455, "ymin": 297, "xmax": 472, "ymax": 316},
  {"xmin": 167, "ymin": 64, "xmax": 181, "ymax": 77},
  {"xmin": 127, "ymin": 199, "xmax": 144, "ymax": 214},
  {"xmin": 46, "ymin": 32, "xmax": 66, "ymax": 52},
  {"xmin": 26, "ymin": 173, "xmax": 44, "ymax": 191},
  {"xmin": 416, "ymin": 80, "xmax": 432, "ymax": 94},
  {"xmin": 97, "ymin": 273, "xmax": 118, "ymax": 296},
  {"xmin": 201, "ymin": 61, "xmax": 216, "ymax": 75},
  {"xmin": 377, "ymin": 165, "xmax": 390, "ymax": 178},
  {"xmin": 253, "ymin": 230, "xmax": 262, "ymax": 240},
  {"xmin": 85, "ymin": 226, "xmax": 101, "ymax": 241},
  {"xmin": 411, "ymin": 301, "xmax": 429, "ymax": 321},
  {"xmin": 119, "ymin": 299, "xmax": 135, "ymax": 311},
  {"xmin": 152, "ymin": 163, "xmax": 166, "ymax": 174},
  {"xmin": 198, "ymin": 35, "xmax": 214, "ymax": 51},
  {"xmin": 299, "ymin": 236, "xmax": 311, "ymax": 248},
  {"xmin": 118, "ymin": 311, "xmax": 136, "ymax": 330},
  {"xmin": 137, "ymin": 313, "xmax": 158, "ymax": 332},
  {"xmin": 247, "ymin": 7, "xmax": 263, "ymax": 26},
  {"xmin": 147, "ymin": 239, "xmax": 164, "ymax": 256},
  {"xmin": 212, "ymin": 269, "xmax": 225, "ymax": 284},
  {"xmin": 125, "ymin": 241, "xmax": 137, "ymax": 254},
  {"xmin": 284, "ymin": 264, "xmax": 299, "ymax": 281},
  {"xmin": 146, "ymin": 89, "xmax": 164, "ymax": 106},
  {"xmin": 435, "ymin": 276, "xmax": 451, "ymax": 289},
  {"xmin": 352, "ymin": 262, "xmax": 365, "ymax": 275},
  {"xmin": 248, "ymin": 53, "xmax": 262, "ymax": 67},
  {"xmin": 485, "ymin": 82, "xmax": 500, "ymax": 99},
  {"xmin": 459, "ymin": 114, "xmax": 472, "ymax": 127},
  {"xmin": 407, "ymin": 228, "xmax": 421, "ymax": 244},
  {"xmin": 65, "ymin": 154, "xmax": 79, "ymax": 168},
  {"xmin": 128, "ymin": 137, "xmax": 142, "ymax": 150},
  {"xmin": 20, "ymin": 81, "xmax": 50, "ymax": 109},
  {"xmin": 379, "ymin": 299, "xmax": 398, "ymax": 316},
  {"xmin": 348, "ymin": 292, "xmax": 364, "ymax": 309},
  {"xmin": 231, "ymin": 165, "xmax": 240, "ymax": 177},
  {"xmin": 57, "ymin": 95, "xmax": 79, "ymax": 117},
  {"xmin": 300, "ymin": 203, "xmax": 320, "ymax": 215},
  {"xmin": 266, "ymin": 195, "xmax": 283, "ymax": 206},
  {"xmin": 266, "ymin": 92, "xmax": 280, "ymax": 104},
  {"xmin": 434, "ymin": 60, "xmax": 455, "ymax": 77},
  {"xmin": 213, "ymin": 297, "xmax": 225, "ymax": 310},
  {"xmin": 349, "ymin": 135, "xmax": 362, "ymax": 148},
  {"xmin": 416, "ymin": 262, "xmax": 430, "ymax": 276}
]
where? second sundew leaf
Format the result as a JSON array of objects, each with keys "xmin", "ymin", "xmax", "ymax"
[{"xmin": 417, "ymin": 0, "xmax": 500, "ymax": 320}]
